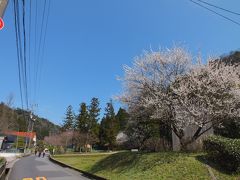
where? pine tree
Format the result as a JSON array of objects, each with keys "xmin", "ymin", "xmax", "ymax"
[
  {"xmin": 115, "ymin": 108, "xmax": 129, "ymax": 131},
  {"xmin": 99, "ymin": 100, "xmax": 119, "ymax": 150},
  {"xmin": 99, "ymin": 117, "xmax": 107, "ymax": 147},
  {"xmin": 88, "ymin": 97, "xmax": 100, "ymax": 137},
  {"xmin": 62, "ymin": 105, "xmax": 75, "ymax": 131},
  {"xmin": 76, "ymin": 103, "xmax": 89, "ymax": 133}
]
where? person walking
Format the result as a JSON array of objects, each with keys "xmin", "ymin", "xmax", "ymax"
[
  {"xmin": 34, "ymin": 148, "xmax": 38, "ymax": 156},
  {"xmin": 38, "ymin": 150, "xmax": 42, "ymax": 157},
  {"xmin": 43, "ymin": 149, "xmax": 46, "ymax": 158}
]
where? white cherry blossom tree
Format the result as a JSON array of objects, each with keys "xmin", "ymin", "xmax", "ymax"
[{"xmin": 119, "ymin": 47, "xmax": 240, "ymax": 150}]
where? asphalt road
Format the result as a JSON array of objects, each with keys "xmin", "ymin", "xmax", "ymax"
[{"xmin": 8, "ymin": 155, "xmax": 90, "ymax": 180}]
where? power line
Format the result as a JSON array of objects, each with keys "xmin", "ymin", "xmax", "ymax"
[
  {"xmin": 13, "ymin": 0, "xmax": 24, "ymax": 112},
  {"xmin": 34, "ymin": 0, "xmax": 51, "ymax": 103},
  {"xmin": 195, "ymin": 0, "xmax": 240, "ymax": 16},
  {"xmin": 189, "ymin": 0, "xmax": 240, "ymax": 27},
  {"xmin": 13, "ymin": 0, "xmax": 50, "ymax": 121},
  {"xmin": 35, "ymin": 0, "xmax": 47, "ymax": 98},
  {"xmin": 28, "ymin": 0, "xmax": 32, "ymax": 104},
  {"xmin": 13, "ymin": 0, "xmax": 27, "ymax": 124},
  {"xmin": 13, "ymin": 0, "xmax": 35, "ymax": 149},
  {"xmin": 22, "ymin": 0, "xmax": 29, "ymax": 110},
  {"xmin": 33, "ymin": 0, "xmax": 38, "ymax": 102},
  {"xmin": 38, "ymin": 0, "xmax": 51, "ymax": 95}
]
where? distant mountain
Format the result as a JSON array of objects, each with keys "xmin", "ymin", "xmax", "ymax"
[
  {"xmin": 33, "ymin": 115, "xmax": 60, "ymax": 140},
  {"xmin": 0, "ymin": 102, "xmax": 60, "ymax": 140}
]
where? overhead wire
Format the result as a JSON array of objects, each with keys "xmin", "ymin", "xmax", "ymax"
[
  {"xmin": 13, "ymin": 0, "xmax": 27, "ymax": 122},
  {"xmin": 12, "ymin": 0, "xmax": 50, "ymax": 129},
  {"xmin": 28, "ymin": 0, "xmax": 32, "ymax": 106},
  {"xmin": 35, "ymin": 0, "xmax": 47, "ymax": 102},
  {"xmin": 38, "ymin": 0, "xmax": 51, "ymax": 95},
  {"xmin": 189, "ymin": 0, "xmax": 240, "ymax": 27},
  {"xmin": 195, "ymin": 0, "xmax": 240, "ymax": 16},
  {"xmin": 22, "ymin": 0, "xmax": 29, "ymax": 110},
  {"xmin": 33, "ymin": 0, "xmax": 38, "ymax": 102}
]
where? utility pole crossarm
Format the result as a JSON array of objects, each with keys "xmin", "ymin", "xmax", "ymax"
[{"xmin": 0, "ymin": 0, "xmax": 8, "ymax": 18}]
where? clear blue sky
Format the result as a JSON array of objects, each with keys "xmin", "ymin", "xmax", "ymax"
[{"xmin": 0, "ymin": 0, "xmax": 239, "ymax": 125}]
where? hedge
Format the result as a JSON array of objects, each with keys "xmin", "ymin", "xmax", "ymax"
[{"xmin": 203, "ymin": 135, "xmax": 240, "ymax": 172}]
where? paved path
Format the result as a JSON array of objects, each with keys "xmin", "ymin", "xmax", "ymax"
[{"xmin": 8, "ymin": 155, "xmax": 90, "ymax": 180}]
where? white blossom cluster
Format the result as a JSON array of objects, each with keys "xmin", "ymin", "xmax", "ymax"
[{"xmin": 119, "ymin": 47, "xmax": 240, "ymax": 143}]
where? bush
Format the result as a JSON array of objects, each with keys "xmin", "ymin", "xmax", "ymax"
[
  {"xmin": 55, "ymin": 146, "xmax": 65, "ymax": 154},
  {"xmin": 203, "ymin": 135, "xmax": 240, "ymax": 172},
  {"xmin": 213, "ymin": 118, "xmax": 240, "ymax": 138}
]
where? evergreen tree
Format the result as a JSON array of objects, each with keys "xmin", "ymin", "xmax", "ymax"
[
  {"xmin": 115, "ymin": 108, "xmax": 129, "ymax": 131},
  {"xmin": 62, "ymin": 105, "xmax": 75, "ymax": 131},
  {"xmin": 99, "ymin": 100, "xmax": 119, "ymax": 150},
  {"xmin": 88, "ymin": 97, "xmax": 100, "ymax": 137},
  {"xmin": 99, "ymin": 117, "xmax": 107, "ymax": 147},
  {"xmin": 76, "ymin": 103, "xmax": 89, "ymax": 133}
]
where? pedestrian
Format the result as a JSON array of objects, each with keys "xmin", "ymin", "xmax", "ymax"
[
  {"xmin": 38, "ymin": 151, "xmax": 42, "ymax": 157},
  {"xmin": 35, "ymin": 149, "xmax": 37, "ymax": 156},
  {"xmin": 43, "ymin": 149, "xmax": 45, "ymax": 158}
]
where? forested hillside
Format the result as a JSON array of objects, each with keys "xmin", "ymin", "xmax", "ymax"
[{"xmin": 0, "ymin": 102, "xmax": 60, "ymax": 140}]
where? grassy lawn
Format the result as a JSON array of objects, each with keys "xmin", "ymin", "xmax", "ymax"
[
  {"xmin": 54, "ymin": 154, "xmax": 110, "ymax": 172},
  {"xmin": 54, "ymin": 152, "xmax": 211, "ymax": 180},
  {"xmin": 54, "ymin": 152, "xmax": 240, "ymax": 180}
]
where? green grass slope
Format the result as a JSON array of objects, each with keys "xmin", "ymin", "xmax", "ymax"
[{"xmin": 54, "ymin": 152, "xmax": 211, "ymax": 180}]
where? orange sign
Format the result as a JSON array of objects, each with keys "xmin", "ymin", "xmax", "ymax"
[{"xmin": 3, "ymin": 131, "xmax": 36, "ymax": 139}]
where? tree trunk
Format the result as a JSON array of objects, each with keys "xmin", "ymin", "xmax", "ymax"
[{"xmin": 179, "ymin": 137, "xmax": 195, "ymax": 151}]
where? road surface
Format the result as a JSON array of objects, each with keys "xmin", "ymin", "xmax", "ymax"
[{"xmin": 8, "ymin": 155, "xmax": 90, "ymax": 180}]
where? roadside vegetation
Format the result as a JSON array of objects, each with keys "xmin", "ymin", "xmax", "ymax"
[
  {"xmin": 0, "ymin": 157, "xmax": 4, "ymax": 165},
  {"xmin": 54, "ymin": 151, "xmax": 240, "ymax": 180},
  {"xmin": 44, "ymin": 49, "xmax": 240, "ymax": 179}
]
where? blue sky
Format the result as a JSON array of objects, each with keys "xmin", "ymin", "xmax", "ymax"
[{"xmin": 0, "ymin": 0, "xmax": 240, "ymax": 125}]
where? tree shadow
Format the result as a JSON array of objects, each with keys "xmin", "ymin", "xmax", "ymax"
[
  {"xmin": 90, "ymin": 152, "xmax": 141, "ymax": 174},
  {"xmin": 195, "ymin": 154, "xmax": 239, "ymax": 176},
  {"xmin": 89, "ymin": 151, "xmax": 180, "ymax": 174}
]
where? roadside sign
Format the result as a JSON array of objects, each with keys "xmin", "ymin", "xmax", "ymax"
[{"xmin": 0, "ymin": 18, "xmax": 4, "ymax": 30}]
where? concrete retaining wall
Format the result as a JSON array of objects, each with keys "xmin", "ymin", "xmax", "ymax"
[{"xmin": 172, "ymin": 124, "xmax": 213, "ymax": 151}]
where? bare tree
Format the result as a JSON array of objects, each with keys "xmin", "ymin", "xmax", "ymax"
[{"xmin": 0, "ymin": 94, "xmax": 17, "ymax": 132}]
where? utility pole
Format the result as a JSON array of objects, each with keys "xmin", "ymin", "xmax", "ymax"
[
  {"xmin": 28, "ymin": 113, "xmax": 36, "ymax": 148},
  {"xmin": 27, "ymin": 104, "xmax": 37, "ymax": 149},
  {"xmin": 0, "ymin": 0, "xmax": 8, "ymax": 18}
]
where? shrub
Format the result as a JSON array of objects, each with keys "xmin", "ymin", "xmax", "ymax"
[
  {"xmin": 213, "ymin": 118, "xmax": 240, "ymax": 138},
  {"xmin": 203, "ymin": 135, "xmax": 240, "ymax": 172}
]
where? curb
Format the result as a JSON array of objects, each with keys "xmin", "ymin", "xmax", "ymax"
[
  {"xmin": 22, "ymin": 152, "xmax": 32, "ymax": 157},
  {"xmin": 5, "ymin": 158, "xmax": 20, "ymax": 180},
  {"xmin": 205, "ymin": 164, "xmax": 217, "ymax": 180},
  {"xmin": 49, "ymin": 156, "xmax": 107, "ymax": 180},
  {"xmin": 5, "ymin": 166, "xmax": 11, "ymax": 180}
]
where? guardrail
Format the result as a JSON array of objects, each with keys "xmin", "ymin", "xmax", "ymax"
[{"xmin": 49, "ymin": 155, "xmax": 107, "ymax": 180}]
